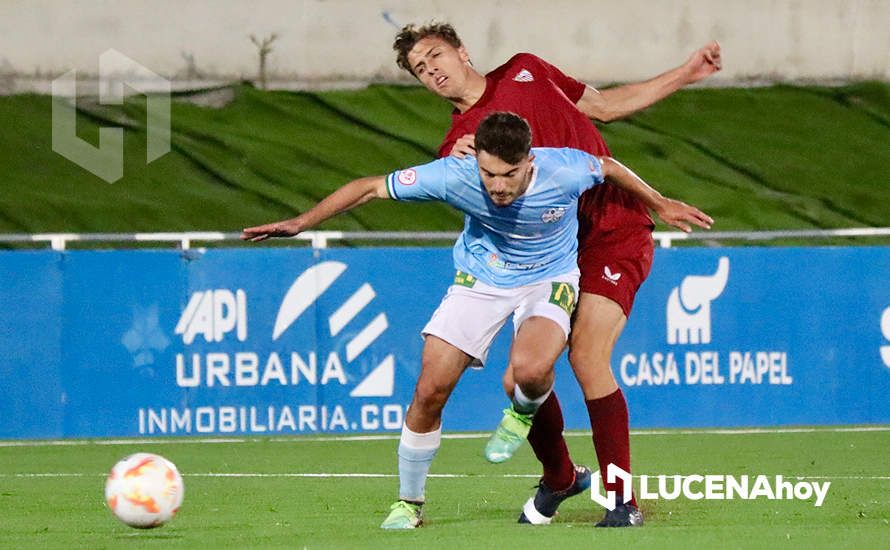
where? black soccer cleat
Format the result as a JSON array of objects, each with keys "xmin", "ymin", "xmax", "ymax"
[
  {"xmin": 595, "ymin": 496, "xmax": 643, "ymax": 527},
  {"xmin": 518, "ymin": 465, "xmax": 592, "ymax": 525}
]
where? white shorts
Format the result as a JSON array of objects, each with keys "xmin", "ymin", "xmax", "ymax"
[{"xmin": 422, "ymin": 270, "xmax": 580, "ymax": 367}]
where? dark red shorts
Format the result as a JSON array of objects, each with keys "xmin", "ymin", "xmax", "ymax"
[{"xmin": 577, "ymin": 225, "xmax": 655, "ymax": 318}]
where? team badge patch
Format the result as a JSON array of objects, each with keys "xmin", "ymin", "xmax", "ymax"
[
  {"xmin": 541, "ymin": 207, "xmax": 566, "ymax": 223},
  {"xmin": 513, "ymin": 69, "xmax": 534, "ymax": 82},
  {"xmin": 397, "ymin": 169, "xmax": 417, "ymax": 186},
  {"xmin": 549, "ymin": 282, "xmax": 576, "ymax": 315},
  {"xmin": 454, "ymin": 270, "xmax": 477, "ymax": 288}
]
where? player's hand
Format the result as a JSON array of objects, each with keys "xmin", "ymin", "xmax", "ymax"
[
  {"xmin": 240, "ymin": 220, "xmax": 302, "ymax": 242},
  {"xmin": 684, "ymin": 41, "xmax": 722, "ymax": 84},
  {"xmin": 449, "ymin": 134, "xmax": 476, "ymax": 159},
  {"xmin": 654, "ymin": 198, "xmax": 713, "ymax": 233}
]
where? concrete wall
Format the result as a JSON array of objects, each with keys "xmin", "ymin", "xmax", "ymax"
[{"xmin": 1, "ymin": 0, "xmax": 888, "ymax": 84}]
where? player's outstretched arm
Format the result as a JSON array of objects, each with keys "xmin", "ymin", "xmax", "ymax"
[
  {"xmin": 598, "ymin": 156, "xmax": 713, "ymax": 233},
  {"xmin": 576, "ymin": 41, "xmax": 722, "ymax": 123},
  {"xmin": 241, "ymin": 176, "xmax": 389, "ymax": 242}
]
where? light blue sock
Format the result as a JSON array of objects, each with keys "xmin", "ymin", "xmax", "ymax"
[{"xmin": 397, "ymin": 424, "xmax": 441, "ymax": 502}]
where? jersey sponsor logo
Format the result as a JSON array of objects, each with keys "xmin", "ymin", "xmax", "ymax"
[
  {"xmin": 486, "ymin": 252, "xmax": 546, "ymax": 271},
  {"xmin": 541, "ymin": 207, "xmax": 566, "ymax": 223},
  {"xmin": 549, "ymin": 282, "xmax": 576, "ymax": 315},
  {"xmin": 666, "ymin": 257, "xmax": 729, "ymax": 345},
  {"xmin": 513, "ymin": 69, "xmax": 534, "ymax": 82},
  {"xmin": 602, "ymin": 266, "xmax": 622, "ymax": 286},
  {"xmin": 397, "ymin": 169, "xmax": 417, "ymax": 186}
]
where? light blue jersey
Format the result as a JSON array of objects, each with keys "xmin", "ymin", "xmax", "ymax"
[{"xmin": 385, "ymin": 147, "xmax": 605, "ymax": 288}]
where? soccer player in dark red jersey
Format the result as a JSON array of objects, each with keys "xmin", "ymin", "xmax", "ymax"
[{"xmin": 393, "ymin": 22, "xmax": 721, "ymax": 527}]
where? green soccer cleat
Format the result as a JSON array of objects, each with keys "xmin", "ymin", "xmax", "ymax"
[
  {"xmin": 380, "ymin": 500, "xmax": 423, "ymax": 529},
  {"xmin": 484, "ymin": 406, "xmax": 533, "ymax": 463}
]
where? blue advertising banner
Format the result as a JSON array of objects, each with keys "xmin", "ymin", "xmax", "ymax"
[{"xmin": 1, "ymin": 246, "xmax": 889, "ymax": 439}]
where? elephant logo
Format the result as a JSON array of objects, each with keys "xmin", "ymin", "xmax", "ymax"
[{"xmin": 666, "ymin": 257, "xmax": 730, "ymax": 345}]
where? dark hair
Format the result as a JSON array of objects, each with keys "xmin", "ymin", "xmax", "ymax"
[
  {"xmin": 475, "ymin": 112, "xmax": 532, "ymax": 164},
  {"xmin": 393, "ymin": 22, "xmax": 463, "ymax": 75}
]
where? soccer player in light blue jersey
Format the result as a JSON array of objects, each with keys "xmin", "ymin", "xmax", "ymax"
[
  {"xmin": 386, "ymin": 138, "xmax": 600, "ymax": 290},
  {"xmin": 241, "ymin": 112, "xmax": 711, "ymax": 529}
]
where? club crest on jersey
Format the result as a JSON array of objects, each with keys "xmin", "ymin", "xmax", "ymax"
[
  {"xmin": 397, "ymin": 169, "xmax": 417, "ymax": 186},
  {"xmin": 541, "ymin": 207, "xmax": 566, "ymax": 223},
  {"xmin": 513, "ymin": 69, "xmax": 534, "ymax": 82}
]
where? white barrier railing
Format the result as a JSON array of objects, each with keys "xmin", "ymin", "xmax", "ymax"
[{"xmin": 1, "ymin": 228, "xmax": 889, "ymax": 251}]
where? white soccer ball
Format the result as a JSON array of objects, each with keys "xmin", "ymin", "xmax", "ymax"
[{"xmin": 105, "ymin": 452, "xmax": 184, "ymax": 528}]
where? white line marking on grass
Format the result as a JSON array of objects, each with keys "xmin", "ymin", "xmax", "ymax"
[
  {"xmin": 7, "ymin": 473, "xmax": 88, "ymax": 477},
  {"xmin": 272, "ymin": 433, "xmax": 494, "ymax": 442},
  {"xmin": 4, "ymin": 473, "xmax": 890, "ymax": 481},
  {"xmin": 2, "ymin": 426, "xmax": 888, "ymax": 448},
  {"xmin": 630, "ymin": 426, "xmax": 890, "ymax": 436},
  {"xmin": 1, "ymin": 472, "xmax": 536, "ymax": 479},
  {"xmin": 271, "ymin": 427, "xmax": 890, "ymax": 441}
]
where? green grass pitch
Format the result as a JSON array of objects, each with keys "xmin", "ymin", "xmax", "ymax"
[{"xmin": 1, "ymin": 428, "xmax": 888, "ymax": 548}]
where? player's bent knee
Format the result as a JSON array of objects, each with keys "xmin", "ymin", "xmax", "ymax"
[
  {"xmin": 511, "ymin": 360, "xmax": 546, "ymax": 383},
  {"xmin": 511, "ymin": 363, "xmax": 554, "ymax": 396},
  {"xmin": 411, "ymin": 379, "xmax": 450, "ymax": 414}
]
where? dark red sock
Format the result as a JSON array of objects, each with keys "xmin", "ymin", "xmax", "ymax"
[
  {"xmin": 586, "ymin": 388, "xmax": 636, "ymax": 507},
  {"xmin": 527, "ymin": 391, "xmax": 575, "ymax": 491}
]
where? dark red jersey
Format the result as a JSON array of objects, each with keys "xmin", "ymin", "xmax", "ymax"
[{"xmin": 439, "ymin": 53, "xmax": 653, "ymax": 232}]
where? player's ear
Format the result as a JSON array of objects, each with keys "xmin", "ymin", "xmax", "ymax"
[{"xmin": 458, "ymin": 45, "xmax": 471, "ymax": 64}]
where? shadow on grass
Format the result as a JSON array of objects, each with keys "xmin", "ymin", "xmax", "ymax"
[{"xmin": 114, "ymin": 531, "xmax": 185, "ymax": 540}]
